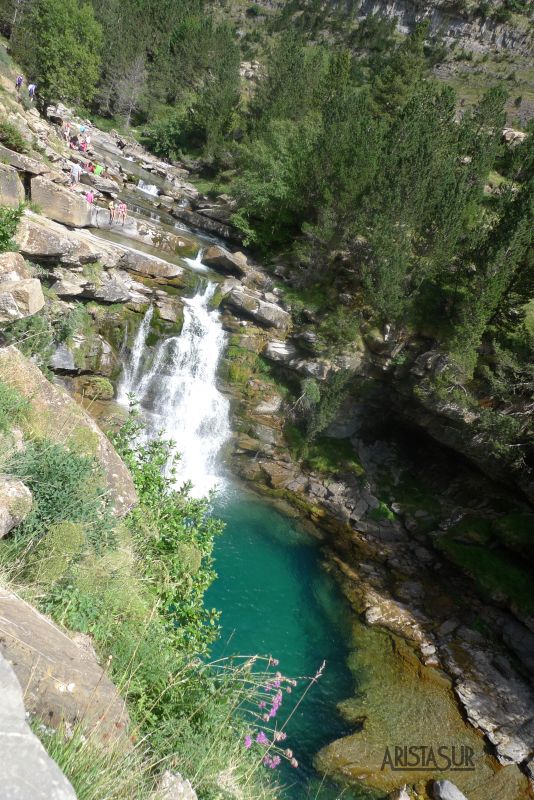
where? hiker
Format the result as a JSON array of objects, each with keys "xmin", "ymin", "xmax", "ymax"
[
  {"xmin": 94, "ymin": 164, "xmax": 104, "ymax": 176},
  {"xmin": 108, "ymin": 199, "xmax": 116, "ymax": 224},
  {"xmin": 28, "ymin": 83, "xmax": 36, "ymax": 102},
  {"xmin": 61, "ymin": 121, "xmax": 71, "ymax": 143},
  {"xmin": 79, "ymin": 138, "xmax": 88, "ymax": 153},
  {"xmin": 15, "ymin": 75, "xmax": 23, "ymax": 93},
  {"xmin": 70, "ymin": 135, "xmax": 79, "ymax": 150},
  {"xmin": 69, "ymin": 162, "xmax": 83, "ymax": 186},
  {"xmin": 118, "ymin": 201, "xmax": 127, "ymax": 225},
  {"xmin": 85, "ymin": 190, "xmax": 94, "ymax": 205}
]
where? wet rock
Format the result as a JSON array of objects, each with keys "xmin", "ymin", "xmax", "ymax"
[
  {"xmin": 500, "ymin": 619, "xmax": 534, "ymax": 675},
  {"xmin": 155, "ymin": 295, "xmax": 183, "ymax": 325},
  {"xmin": 171, "ymin": 206, "xmax": 239, "ymax": 242},
  {"xmin": 432, "ymin": 780, "xmax": 468, "ymax": 800},
  {"xmin": 0, "ymin": 586, "xmax": 128, "ymax": 743},
  {"xmin": 202, "ymin": 245, "xmax": 249, "ymax": 277},
  {"xmin": 0, "ymin": 476, "xmax": 32, "ymax": 538},
  {"xmin": 0, "ymin": 346, "xmax": 136, "ymax": 516},
  {"xmin": 0, "ymin": 163, "xmax": 25, "ymax": 207},
  {"xmin": 0, "ymin": 652, "xmax": 77, "ymax": 800},
  {"xmin": 222, "ymin": 288, "xmax": 291, "ymax": 330},
  {"xmin": 31, "ymin": 176, "xmax": 94, "ymax": 227}
]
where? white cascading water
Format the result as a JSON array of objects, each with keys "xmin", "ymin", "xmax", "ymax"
[
  {"xmin": 137, "ymin": 179, "xmax": 160, "ymax": 196},
  {"xmin": 183, "ymin": 249, "xmax": 208, "ymax": 273},
  {"xmin": 117, "ymin": 284, "xmax": 230, "ymax": 497}
]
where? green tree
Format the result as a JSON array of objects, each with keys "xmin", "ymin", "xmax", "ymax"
[
  {"xmin": 12, "ymin": 0, "xmax": 102, "ymax": 106},
  {"xmin": 371, "ymin": 23, "xmax": 428, "ymax": 119}
]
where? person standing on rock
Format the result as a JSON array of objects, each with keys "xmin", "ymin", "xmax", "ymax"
[
  {"xmin": 28, "ymin": 83, "xmax": 36, "ymax": 102},
  {"xmin": 118, "ymin": 201, "xmax": 127, "ymax": 225},
  {"xmin": 108, "ymin": 199, "xmax": 116, "ymax": 224},
  {"xmin": 15, "ymin": 75, "xmax": 23, "ymax": 93},
  {"xmin": 69, "ymin": 162, "xmax": 83, "ymax": 187},
  {"xmin": 85, "ymin": 190, "xmax": 94, "ymax": 205}
]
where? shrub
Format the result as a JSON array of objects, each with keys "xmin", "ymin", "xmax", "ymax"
[
  {"xmin": 0, "ymin": 203, "xmax": 23, "ymax": 253},
  {"xmin": 0, "ymin": 121, "xmax": 29, "ymax": 153},
  {"xmin": 0, "ymin": 380, "xmax": 28, "ymax": 432}
]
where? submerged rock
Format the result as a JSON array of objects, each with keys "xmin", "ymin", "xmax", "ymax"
[{"xmin": 433, "ymin": 780, "xmax": 468, "ymax": 800}]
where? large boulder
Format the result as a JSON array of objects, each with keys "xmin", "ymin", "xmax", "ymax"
[
  {"xmin": 222, "ymin": 288, "xmax": 291, "ymax": 330},
  {"xmin": 31, "ymin": 176, "xmax": 93, "ymax": 228},
  {"xmin": 0, "ymin": 144, "xmax": 49, "ymax": 175},
  {"xmin": 15, "ymin": 214, "xmax": 120, "ymax": 267},
  {"xmin": 201, "ymin": 245, "xmax": 249, "ymax": 277},
  {"xmin": 0, "ymin": 252, "xmax": 31, "ymax": 282},
  {"xmin": 0, "ymin": 652, "xmax": 77, "ymax": 800},
  {"xmin": 0, "ymin": 476, "xmax": 32, "ymax": 538},
  {"xmin": 0, "ymin": 587, "xmax": 128, "ymax": 744},
  {"xmin": 120, "ymin": 249, "xmax": 183, "ymax": 280},
  {"xmin": 0, "ymin": 346, "xmax": 137, "ymax": 516},
  {"xmin": 50, "ymin": 266, "xmax": 150, "ymax": 306},
  {"xmin": 0, "ymin": 251, "xmax": 44, "ymax": 325},
  {"xmin": 0, "ymin": 163, "xmax": 25, "ymax": 207}
]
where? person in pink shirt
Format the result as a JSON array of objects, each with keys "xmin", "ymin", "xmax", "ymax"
[{"xmin": 85, "ymin": 190, "xmax": 94, "ymax": 205}]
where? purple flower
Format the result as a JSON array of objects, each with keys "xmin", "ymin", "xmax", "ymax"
[
  {"xmin": 258, "ymin": 701, "xmax": 266, "ymax": 709},
  {"xmin": 269, "ymin": 707, "xmax": 277, "ymax": 718},
  {"xmin": 273, "ymin": 680, "xmax": 281, "ymax": 688},
  {"xmin": 270, "ymin": 756, "xmax": 281, "ymax": 769},
  {"xmin": 244, "ymin": 735, "xmax": 252, "ymax": 750},
  {"xmin": 256, "ymin": 731, "xmax": 269, "ymax": 746},
  {"xmin": 263, "ymin": 755, "xmax": 272, "ymax": 767}
]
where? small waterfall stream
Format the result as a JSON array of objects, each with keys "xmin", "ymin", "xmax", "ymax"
[{"xmin": 117, "ymin": 284, "xmax": 230, "ymax": 496}]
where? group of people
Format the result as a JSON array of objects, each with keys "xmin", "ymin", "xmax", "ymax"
[
  {"xmin": 61, "ymin": 121, "xmax": 92, "ymax": 153},
  {"xmin": 15, "ymin": 75, "xmax": 36, "ymax": 102},
  {"xmin": 108, "ymin": 200, "xmax": 128, "ymax": 225}
]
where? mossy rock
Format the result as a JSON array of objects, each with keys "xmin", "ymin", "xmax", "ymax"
[{"xmin": 74, "ymin": 376, "xmax": 115, "ymax": 401}]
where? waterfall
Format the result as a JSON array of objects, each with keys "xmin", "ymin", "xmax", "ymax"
[
  {"xmin": 183, "ymin": 249, "xmax": 208, "ymax": 273},
  {"xmin": 138, "ymin": 179, "xmax": 160, "ymax": 196},
  {"xmin": 117, "ymin": 284, "xmax": 230, "ymax": 497},
  {"xmin": 117, "ymin": 305, "xmax": 154, "ymax": 405}
]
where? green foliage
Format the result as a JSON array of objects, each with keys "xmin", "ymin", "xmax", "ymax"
[
  {"xmin": 12, "ymin": 0, "xmax": 102, "ymax": 105},
  {"xmin": 7, "ymin": 439, "xmax": 112, "ymax": 546},
  {"xmin": 3, "ymin": 311, "xmax": 55, "ymax": 366},
  {"xmin": 0, "ymin": 203, "xmax": 23, "ymax": 252},
  {"xmin": 0, "ymin": 120, "xmax": 29, "ymax": 153},
  {"xmin": 0, "ymin": 379, "xmax": 28, "ymax": 432}
]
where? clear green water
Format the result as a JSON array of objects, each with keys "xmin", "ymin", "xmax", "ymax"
[{"xmin": 206, "ymin": 488, "xmax": 368, "ymax": 800}]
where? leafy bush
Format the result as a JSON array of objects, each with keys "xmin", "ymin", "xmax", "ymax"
[
  {"xmin": 0, "ymin": 203, "xmax": 23, "ymax": 253},
  {"xmin": 7, "ymin": 439, "xmax": 112, "ymax": 547},
  {"xmin": 0, "ymin": 121, "xmax": 29, "ymax": 153}
]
